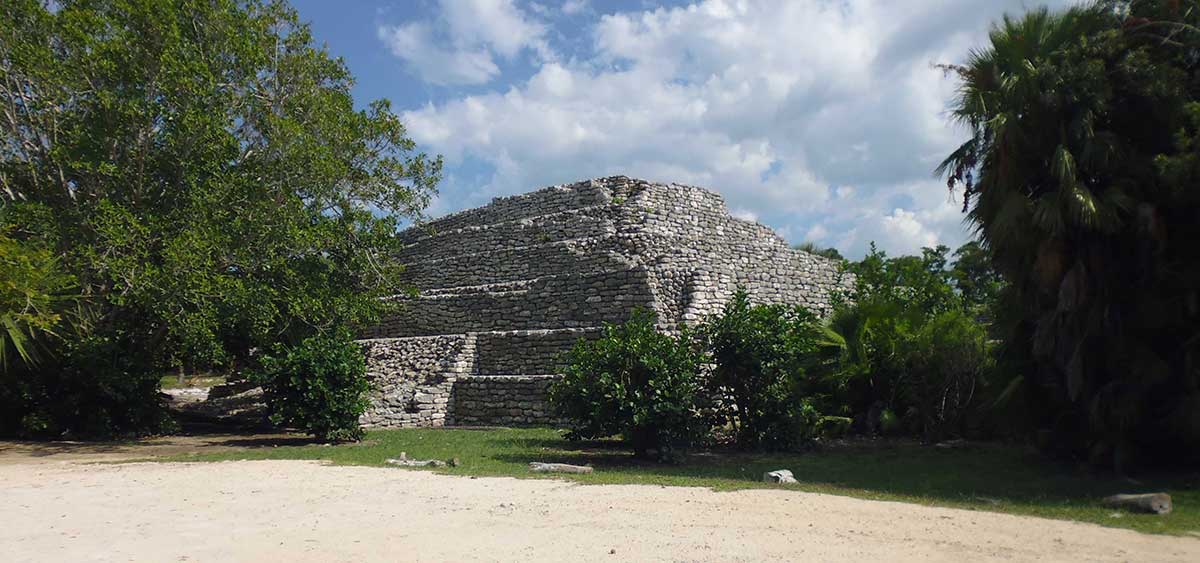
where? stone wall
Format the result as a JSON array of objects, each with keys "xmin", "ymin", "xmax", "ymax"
[
  {"xmin": 358, "ymin": 335, "xmax": 474, "ymax": 428},
  {"xmin": 450, "ymin": 375, "xmax": 560, "ymax": 426},
  {"xmin": 472, "ymin": 328, "xmax": 603, "ymax": 376},
  {"xmin": 358, "ymin": 176, "xmax": 852, "ymax": 428}
]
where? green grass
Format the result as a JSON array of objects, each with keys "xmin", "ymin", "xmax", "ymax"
[{"xmin": 157, "ymin": 427, "xmax": 1199, "ymax": 536}]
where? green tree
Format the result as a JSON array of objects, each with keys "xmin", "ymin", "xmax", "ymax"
[
  {"xmin": 831, "ymin": 244, "xmax": 991, "ymax": 439},
  {"xmin": 938, "ymin": 1, "xmax": 1200, "ymax": 468},
  {"xmin": 838, "ymin": 243, "xmax": 959, "ymax": 317},
  {"xmin": 549, "ymin": 310, "xmax": 708, "ymax": 460},
  {"xmin": 0, "ymin": 232, "xmax": 75, "ymax": 368},
  {"xmin": 0, "ymin": 0, "xmax": 439, "ymax": 436},
  {"xmin": 949, "ymin": 241, "xmax": 1005, "ymax": 322},
  {"xmin": 254, "ymin": 329, "xmax": 370, "ymax": 442},
  {"xmin": 701, "ymin": 289, "xmax": 843, "ymax": 449}
]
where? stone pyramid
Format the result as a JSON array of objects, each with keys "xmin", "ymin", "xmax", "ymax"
[{"xmin": 358, "ymin": 176, "xmax": 848, "ymax": 428}]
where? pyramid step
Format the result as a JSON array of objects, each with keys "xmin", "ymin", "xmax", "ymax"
[
  {"xmin": 398, "ymin": 233, "xmax": 633, "ymax": 290},
  {"xmin": 402, "ymin": 180, "xmax": 616, "ymax": 238},
  {"xmin": 450, "ymin": 374, "xmax": 561, "ymax": 427},
  {"xmin": 367, "ymin": 269, "xmax": 652, "ymax": 338},
  {"xmin": 398, "ymin": 204, "xmax": 619, "ymax": 256},
  {"xmin": 471, "ymin": 327, "xmax": 602, "ymax": 376}
]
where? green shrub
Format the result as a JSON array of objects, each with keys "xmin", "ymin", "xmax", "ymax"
[
  {"xmin": 0, "ymin": 231, "xmax": 75, "ymax": 369},
  {"xmin": 879, "ymin": 409, "xmax": 901, "ymax": 435},
  {"xmin": 253, "ymin": 329, "xmax": 370, "ymax": 442},
  {"xmin": 817, "ymin": 416, "xmax": 853, "ymax": 439},
  {"xmin": 1, "ymin": 235, "xmax": 173, "ymax": 438},
  {"xmin": 904, "ymin": 309, "xmax": 992, "ymax": 441},
  {"xmin": 548, "ymin": 309, "xmax": 708, "ymax": 460},
  {"xmin": 702, "ymin": 289, "xmax": 844, "ymax": 450},
  {"xmin": 0, "ymin": 333, "xmax": 175, "ymax": 439},
  {"xmin": 830, "ymin": 244, "xmax": 998, "ymax": 440}
]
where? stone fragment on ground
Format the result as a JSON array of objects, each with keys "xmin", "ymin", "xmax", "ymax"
[
  {"xmin": 528, "ymin": 462, "xmax": 593, "ymax": 474},
  {"xmin": 763, "ymin": 469, "xmax": 797, "ymax": 484},
  {"xmin": 1103, "ymin": 493, "xmax": 1173, "ymax": 515},
  {"xmin": 386, "ymin": 452, "xmax": 449, "ymax": 467}
]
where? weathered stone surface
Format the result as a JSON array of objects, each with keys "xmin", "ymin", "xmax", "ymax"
[
  {"xmin": 358, "ymin": 177, "xmax": 852, "ymax": 428},
  {"xmin": 1102, "ymin": 493, "xmax": 1173, "ymax": 515},
  {"xmin": 763, "ymin": 470, "xmax": 798, "ymax": 484}
]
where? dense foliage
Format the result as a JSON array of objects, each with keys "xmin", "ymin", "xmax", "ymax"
[
  {"xmin": 939, "ymin": 0, "xmax": 1200, "ymax": 468},
  {"xmin": 831, "ymin": 244, "xmax": 995, "ymax": 441},
  {"xmin": 553, "ymin": 254, "xmax": 997, "ymax": 458},
  {"xmin": 0, "ymin": 231, "xmax": 74, "ymax": 368},
  {"xmin": 548, "ymin": 309, "xmax": 708, "ymax": 459},
  {"xmin": 702, "ymin": 289, "xmax": 842, "ymax": 449},
  {"xmin": 254, "ymin": 329, "xmax": 370, "ymax": 442},
  {"xmin": 0, "ymin": 0, "xmax": 438, "ymax": 437}
]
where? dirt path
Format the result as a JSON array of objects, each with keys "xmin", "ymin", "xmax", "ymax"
[{"xmin": 2, "ymin": 459, "xmax": 1197, "ymax": 562}]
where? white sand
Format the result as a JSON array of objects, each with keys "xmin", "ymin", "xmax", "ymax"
[{"xmin": 2, "ymin": 459, "xmax": 1197, "ymax": 562}]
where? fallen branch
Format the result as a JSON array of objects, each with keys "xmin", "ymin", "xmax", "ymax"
[
  {"xmin": 528, "ymin": 462, "xmax": 593, "ymax": 474},
  {"xmin": 1102, "ymin": 493, "xmax": 1172, "ymax": 515}
]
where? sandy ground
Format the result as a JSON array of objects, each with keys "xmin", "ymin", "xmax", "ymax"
[{"xmin": 1, "ymin": 456, "xmax": 1198, "ymax": 562}]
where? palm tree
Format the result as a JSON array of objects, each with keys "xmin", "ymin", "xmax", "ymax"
[
  {"xmin": 938, "ymin": 1, "xmax": 1200, "ymax": 469},
  {"xmin": 0, "ymin": 233, "xmax": 75, "ymax": 369}
]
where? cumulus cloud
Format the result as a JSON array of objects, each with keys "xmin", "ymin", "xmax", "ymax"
[
  {"xmin": 377, "ymin": 0, "xmax": 547, "ymax": 85},
  {"xmin": 561, "ymin": 0, "xmax": 588, "ymax": 16},
  {"xmin": 377, "ymin": 23, "xmax": 500, "ymax": 86},
  {"xmin": 389, "ymin": 0, "xmax": 1072, "ymax": 256},
  {"xmin": 439, "ymin": 0, "xmax": 548, "ymax": 59}
]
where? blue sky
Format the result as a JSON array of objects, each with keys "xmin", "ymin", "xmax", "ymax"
[{"xmin": 291, "ymin": 0, "xmax": 1074, "ymax": 258}]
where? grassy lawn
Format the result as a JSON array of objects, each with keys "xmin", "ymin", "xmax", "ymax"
[{"xmin": 157, "ymin": 426, "xmax": 1199, "ymax": 536}]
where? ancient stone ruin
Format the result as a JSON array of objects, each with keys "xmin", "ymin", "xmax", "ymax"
[{"xmin": 358, "ymin": 176, "xmax": 849, "ymax": 428}]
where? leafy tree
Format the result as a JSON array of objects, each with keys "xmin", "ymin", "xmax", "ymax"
[
  {"xmin": 904, "ymin": 309, "xmax": 993, "ymax": 441},
  {"xmin": 949, "ymin": 241, "xmax": 1004, "ymax": 321},
  {"xmin": 0, "ymin": 0, "xmax": 439, "ymax": 436},
  {"xmin": 549, "ymin": 310, "xmax": 708, "ymax": 460},
  {"xmin": 254, "ymin": 329, "xmax": 369, "ymax": 442},
  {"xmin": 837, "ymin": 243, "xmax": 960, "ymax": 318},
  {"xmin": 0, "ymin": 232, "xmax": 74, "ymax": 368},
  {"xmin": 830, "ymin": 244, "xmax": 992, "ymax": 439},
  {"xmin": 702, "ymin": 289, "xmax": 843, "ymax": 449},
  {"xmin": 939, "ymin": 1, "xmax": 1200, "ymax": 468}
]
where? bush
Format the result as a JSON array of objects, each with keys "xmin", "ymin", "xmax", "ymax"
[
  {"xmin": 0, "ymin": 333, "xmax": 175, "ymax": 439},
  {"xmin": 817, "ymin": 416, "xmax": 853, "ymax": 439},
  {"xmin": 0, "ymin": 231, "xmax": 74, "ymax": 369},
  {"xmin": 702, "ymin": 289, "xmax": 843, "ymax": 450},
  {"xmin": 904, "ymin": 310, "xmax": 992, "ymax": 441},
  {"xmin": 830, "ymin": 245, "xmax": 997, "ymax": 441},
  {"xmin": 253, "ymin": 329, "xmax": 370, "ymax": 442},
  {"xmin": 548, "ymin": 309, "xmax": 708, "ymax": 460}
]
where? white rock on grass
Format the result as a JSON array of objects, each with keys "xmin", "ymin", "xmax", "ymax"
[{"xmin": 763, "ymin": 470, "xmax": 797, "ymax": 484}]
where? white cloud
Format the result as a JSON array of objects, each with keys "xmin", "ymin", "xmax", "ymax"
[
  {"xmin": 378, "ymin": 0, "xmax": 548, "ymax": 85},
  {"xmin": 377, "ymin": 23, "xmax": 499, "ymax": 86},
  {"xmin": 561, "ymin": 0, "xmax": 588, "ymax": 16},
  {"xmin": 393, "ymin": 0, "xmax": 1074, "ymax": 256},
  {"xmin": 439, "ymin": 0, "xmax": 548, "ymax": 59},
  {"xmin": 804, "ymin": 224, "xmax": 829, "ymax": 244},
  {"xmin": 880, "ymin": 208, "xmax": 939, "ymax": 254}
]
